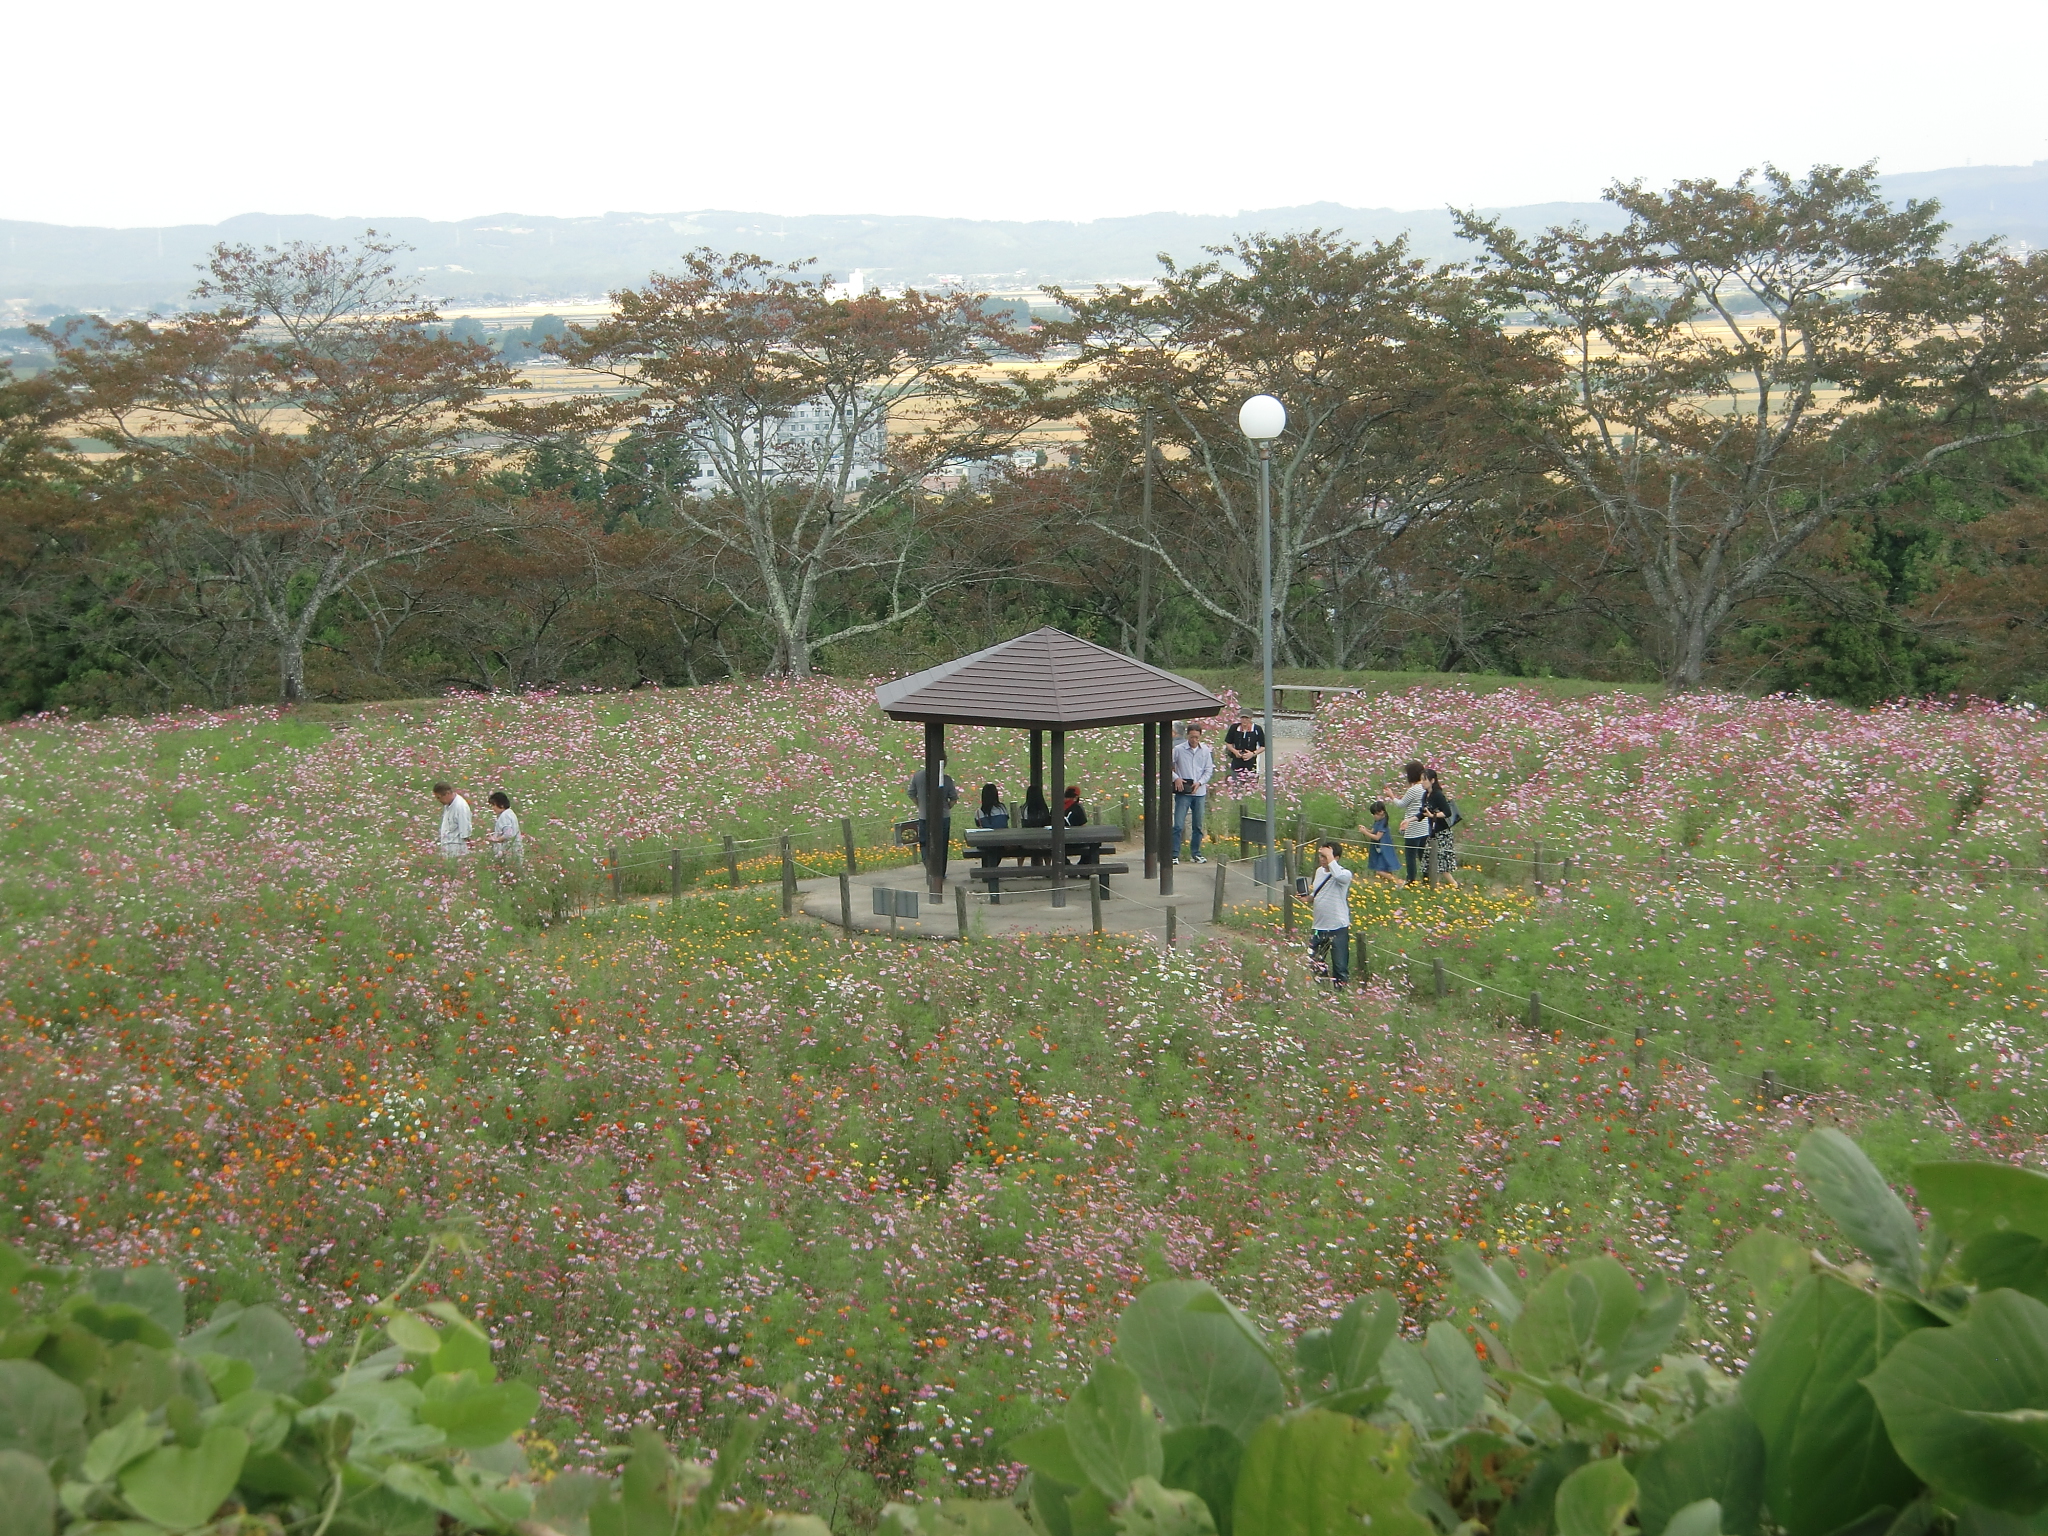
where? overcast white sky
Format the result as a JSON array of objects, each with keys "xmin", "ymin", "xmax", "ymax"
[{"xmin": 14, "ymin": 0, "xmax": 2047, "ymax": 228}]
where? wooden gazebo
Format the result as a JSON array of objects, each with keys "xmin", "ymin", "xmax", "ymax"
[{"xmin": 876, "ymin": 627, "xmax": 1224, "ymax": 906}]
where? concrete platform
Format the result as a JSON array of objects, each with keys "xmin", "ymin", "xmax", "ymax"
[{"xmin": 795, "ymin": 856, "xmax": 1280, "ymax": 943}]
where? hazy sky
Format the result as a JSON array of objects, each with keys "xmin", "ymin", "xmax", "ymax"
[{"xmin": 15, "ymin": 0, "xmax": 2047, "ymax": 228}]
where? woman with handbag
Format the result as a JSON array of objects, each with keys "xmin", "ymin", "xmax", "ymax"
[{"xmin": 1423, "ymin": 768, "xmax": 1459, "ymax": 886}]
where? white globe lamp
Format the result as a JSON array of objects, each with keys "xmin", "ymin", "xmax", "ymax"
[{"xmin": 1238, "ymin": 394, "xmax": 1287, "ymax": 441}]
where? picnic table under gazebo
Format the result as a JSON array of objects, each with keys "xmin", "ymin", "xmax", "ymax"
[{"xmin": 875, "ymin": 626, "xmax": 1224, "ymax": 908}]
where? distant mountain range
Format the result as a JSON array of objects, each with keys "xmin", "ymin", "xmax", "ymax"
[{"xmin": 4, "ymin": 161, "xmax": 2045, "ymax": 315}]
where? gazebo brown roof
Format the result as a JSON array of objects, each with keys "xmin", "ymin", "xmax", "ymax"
[
  {"xmin": 879, "ymin": 627, "xmax": 1225, "ymax": 906},
  {"xmin": 876, "ymin": 626, "xmax": 1222, "ymax": 730}
]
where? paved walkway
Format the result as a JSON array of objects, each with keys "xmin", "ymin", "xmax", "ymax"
[{"xmin": 794, "ymin": 854, "xmax": 1283, "ymax": 944}]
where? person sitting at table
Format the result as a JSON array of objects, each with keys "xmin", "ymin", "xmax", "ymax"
[
  {"xmin": 1061, "ymin": 785, "xmax": 1099, "ymax": 865},
  {"xmin": 974, "ymin": 782, "xmax": 1011, "ymax": 868},
  {"xmin": 1021, "ymin": 785, "xmax": 1051, "ymax": 827}
]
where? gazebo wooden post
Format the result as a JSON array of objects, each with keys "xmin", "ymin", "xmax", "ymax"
[
  {"xmin": 1029, "ymin": 730, "xmax": 1044, "ymax": 813},
  {"xmin": 1141, "ymin": 721, "xmax": 1157, "ymax": 879},
  {"xmin": 1049, "ymin": 730, "xmax": 1067, "ymax": 908},
  {"xmin": 1158, "ymin": 717, "xmax": 1175, "ymax": 896},
  {"xmin": 923, "ymin": 720, "xmax": 946, "ymax": 900}
]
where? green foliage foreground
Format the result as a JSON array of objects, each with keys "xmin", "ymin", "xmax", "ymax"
[
  {"xmin": 931, "ymin": 1129, "xmax": 2048, "ymax": 1536},
  {"xmin": 4, "ymin": 1131, "xmax": 2044, "ymax": 1535}
]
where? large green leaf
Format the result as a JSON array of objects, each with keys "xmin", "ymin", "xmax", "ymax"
[
  {"xmin": 1864, "ymin": 1288, "xmax": 2048, "ymax": 1514},
  {"xmin": 1067, "ymin": 1360, "xmax": 1163, "ymax": 1500},
  {"xmin": 883, "ymin": 1498, "xmax": 1038, "ymax": 1536},
  {"xmin": 1445, "ymin": 1245, "xmax": 1524, "ymax": 1324},
  {"xmin": 1957, "ymin": 1233, "xmax": 2048, "ymax": 1305},
  {"xmin": 0, "ymin": 1449, "xmax": 55, "ymax": 1536},
  {"xmin": 1380, "ymin": 1324, "xmax": 1484, "ymax": 1437},
  {"xmin": 1729, "ymin": 1232, "xmax": 1812, "ymax": 1322},
  {"xmin": 1232, "ymin": 1410, "xmax": 1430, "ymax": 1536},
  {"xmin": 1660, "ymin": 1501, "xmax": 1723, "ymax": 1536},
  {"xmin": 86, "ymin": 1266, "xmax": 185, "ymax": 1338},
  {"xmin": 179, "ymin": 1304, "xmax": 306, "ymax": 1394},
  {"xmin": 1631, "ymin": 1404, "xmax": 1765, "ymax": 1536},
  {"xmin": 118, "ymin": 1424, "xmax": 247, "ymax": 1530},
  {"xmin": 83, "ymin": 1409, "xmax": 166, "ymax": 1484},
  {"xmin": 0, "ymin": 1359, "xmax": 87, "ymax": 1470},
  {"xmin": 1512, "ymin": 1259, "xmax": 1641, "ymax": 1376},
  {"xmin": 1161, "ymin": 1425, "xmax": 1243, "ymax": 1536},
  {"xmin": 1327, "ymin": 1293, "xmax": 1399, "ymax": 1390},
  {"xmin": 1115, "ymin": 1283, "xmax": 1283, "ymax": 1444},
  {"xmin": 1739, "ymin": 1274, "xmax": 1932, "ymax": 1536},
  {"xmin": 1600, "ymin": 1275, "xmax": 1687, "ymax": 1385},
  {"xmin": 1913, "ymin": 1162, "xmax": 2048, "ymax": 1244},
  {"xmin": 1115, "ymin": 1477, "xmax": 1217, "ymax": 1536},
  {"xmin": 1010, "ymin": 1422, "xmax": 1089, "ymax": 1488},
  {"xmin": 1553, "ymin": 1458, "xmax": 1636, "ymax": 1536},
  {"xmin": 1800, "ymin": 1131, "xmax": 1923, "ymax": 1292},
  {"xmin": 1495, "ymin": 1442, "xmax": 1590, "ymax": 1536},
  {"xmin": 417, "ymin": 1370, "xmax": 541, "ymax": 1449}
]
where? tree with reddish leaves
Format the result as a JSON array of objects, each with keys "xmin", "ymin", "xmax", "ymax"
[
  {"xmin": 1046, "ymin": 231, "xmax": 1549, "ymax": 670},
  {"xmin": 533, "ymin": 251, "xmax": 1048, "ymax": 676},
  {"xmin": 49, "ymin": 235, "xmax": 517, "ymax": 703},
  {"xmin": 1459, "ymin": 164, "xmax": 2048, "ymax": 690}
]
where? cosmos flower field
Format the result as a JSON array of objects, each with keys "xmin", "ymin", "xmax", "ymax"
[{"xmin": 2, "ymin": 679, "xmax": 2044, "ymax": 1524}]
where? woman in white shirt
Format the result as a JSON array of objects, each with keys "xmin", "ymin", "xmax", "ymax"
[
  {"xmin": 486, "ymin": 791, "xmax": 523, "ymax": 862},
  {"xmin": 1392, "ymin": 761, "xmax": 1429, "ymax": 884}
]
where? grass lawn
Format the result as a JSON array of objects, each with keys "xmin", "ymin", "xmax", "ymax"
[{"xmin": 2, "ymin": 678, "xmax": 2042, "ymax": 1526}]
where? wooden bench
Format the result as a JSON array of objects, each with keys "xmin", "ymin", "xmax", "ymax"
[{"xmin": 972, "ymin": 862, "xmax": 1132, "ymax": 902}]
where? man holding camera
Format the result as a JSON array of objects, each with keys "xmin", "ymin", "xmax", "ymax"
[
  {"xmin": 1170, "ymin": 724, "xmax": 1214, "ymax": 864},
  {"xmin": 1307, "ymin": 839, "xmax": 1353, "ymax": 988}
]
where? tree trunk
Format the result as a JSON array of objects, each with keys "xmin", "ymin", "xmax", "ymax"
[{"xmin": 279, "ymin": 634, "xmax": 307, "ymax": 703}]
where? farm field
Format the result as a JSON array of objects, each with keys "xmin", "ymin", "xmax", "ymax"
[{"xmin": 2, "ymin": 678, "xmax": 2045, "ymax": 1526}]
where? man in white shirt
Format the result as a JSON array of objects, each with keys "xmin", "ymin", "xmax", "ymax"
[
  {"xmin": 433, "ymin": 783, "xmax": 472, "ymax": 857},
  {"xmin": 1170, "ymin": 724, "xmax": 1215, "ymax": 864},
  {"xmin": 1308, "ymin": 839, "xmax": 1353, "ymax": 988}
]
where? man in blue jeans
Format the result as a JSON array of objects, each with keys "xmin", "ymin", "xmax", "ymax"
[
  {"xmin": 1170, "ymin": 724, "xmax": 1214, "ymax": 864},
  {"xmin": 1308, "ymin": 838, "xmax": 1353, "ymax": 987}
]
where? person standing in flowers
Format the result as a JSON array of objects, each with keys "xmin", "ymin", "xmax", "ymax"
[
  {"xmin": 1308, "ymin": 839, "xmax": 1353, "ymax": 988},
  {"xmin": 1360, "ymin": 801, "xmax": 1402, "ymax": 880},
  {"xmin": 1223, "ymin": 709, "xmax": 1264, "ymax": 787},
  {"xmin": 432, "ymin": 783, "xmax": 472, "ymax": 857},
  {"xmin": 907, "ymin": 755, "xmax": 959, "ymax": 868},
  {"xmin": 1424, "ymin": 768, "xmax": 1459, "ymax": 886},
  {"xmin": 486, "ymin": 791, "xmax": 523, "ymax": 862},
  {"xmin": 1393, "ymin": 761, "xmax": 1429, "ymax": 883}
]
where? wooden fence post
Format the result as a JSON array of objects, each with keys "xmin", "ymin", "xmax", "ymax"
[
  {"xmin": 1212, "ymin": 860, "xmax": 1227, "ymax": 923},
  {"xmin": 724, "ymin": 834, "xmax": 739, "ymax": 888},
  {"xmin": 1282, "ymin": 864, "xmax": 1295, "ymax": 939},
  {"xmin": 1166, "ymin": 904, "xmax": 1178, "ymax": 947},
  {"xmin": 841, "ymin": 817, "xmax": 858, "ymax": 876},
  {"xmin": 1359, "ymin": 937, "xmax": 1372, "ymax": 984},
  {"xmin": 839, "ymin": 871, "xmax": 853, "ymax": 933},
  {"xmin": 670, "ymin": 849, "xmax": 682, "ymax": 907},
  {"xmin": 1089, "ymin": 878, "xmax": 1103, "ymax": 935},
  {"xmin": 955, "ymin": 883, "xmax": 970, "ymax": 938},
  {"xmin": 1528, "ymin": 991, "xmax": 1543, "ymax": 1031},
  {"xmin": 779, "ymin": 836, "xmax": 795, "ymax": 916}
]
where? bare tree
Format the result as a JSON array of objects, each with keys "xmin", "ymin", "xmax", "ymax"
[{"xmin": 539, "ymin": 251, "xmax": 1044, "ymax": 675}]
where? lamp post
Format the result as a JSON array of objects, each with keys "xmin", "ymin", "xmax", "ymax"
[{"xmin": 1237, "ymin": 393, "xmax": 1286, "ymax": 888}]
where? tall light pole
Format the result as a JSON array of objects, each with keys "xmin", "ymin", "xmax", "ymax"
[{"xmin": 1238, "ymin": 393, "xmax": 1286, "ymax": 885}]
